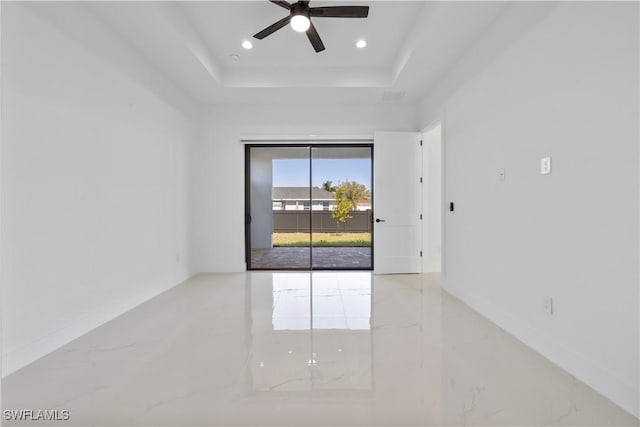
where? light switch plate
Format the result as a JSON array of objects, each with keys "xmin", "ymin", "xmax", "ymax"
[{"xmin": 541, "ymin": 157, "xmax": 552, "ymax": 175}]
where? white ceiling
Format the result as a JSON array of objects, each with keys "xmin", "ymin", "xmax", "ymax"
[
  {"xmin": 81, "ymin": 1, "xmax": 529, "ymax": 107},
  {"xmin": 185, "ymin": 1, "xmax": 420, "ymax": 68}
]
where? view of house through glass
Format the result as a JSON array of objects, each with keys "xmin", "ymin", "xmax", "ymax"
[{"xmin": 246, "ymin": 145, "xmax": 373, "ymax": 270}]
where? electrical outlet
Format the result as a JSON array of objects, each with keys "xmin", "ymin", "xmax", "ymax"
[
  {"xmin": 541, "ymin": 157, "xmax": 552, "ymax": 175},
  {"xmin": 542, "ymin": 296, "xmax": 553, "ymax": 315}
]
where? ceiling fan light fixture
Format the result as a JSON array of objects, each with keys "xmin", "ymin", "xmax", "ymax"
[
  {"xmin": 253, "ymin": 1, "xmax": 370, "ymax": 53},
  {"xmin": 290, "ymin": 14, "xmax": 311, "ymax": 32}
]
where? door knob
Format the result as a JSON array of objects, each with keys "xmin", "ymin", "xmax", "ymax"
[{"xmin": 375, "ymin": 218, "xmax": 385, "ymax": 223}]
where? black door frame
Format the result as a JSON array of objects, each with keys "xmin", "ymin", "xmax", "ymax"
[{"xmin": 245, "ymin": 143, "xmax": 374, "ymax": 271}]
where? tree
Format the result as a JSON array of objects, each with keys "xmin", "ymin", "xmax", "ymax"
[
  {"xmin": 338, "ymin": 180, "xmax": 370, "ymax": 210},
  {"xmin": 322, "ymin": 180, "xmax": 337, "ymax": 193},
  {"xmin": 331, "ymin": 186, "xmax": 352, "ymax": 232}
]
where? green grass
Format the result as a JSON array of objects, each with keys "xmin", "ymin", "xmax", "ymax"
[{"xmin": 273, "ymin": 232, "xmax": 371, "ymax": 247}]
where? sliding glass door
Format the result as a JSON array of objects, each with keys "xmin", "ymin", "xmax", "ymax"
[{"xmin": 245, "ymin": 144, "xmax": 373, "ymax": 270}]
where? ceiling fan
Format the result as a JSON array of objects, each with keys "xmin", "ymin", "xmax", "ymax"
[{"xmin": 253, "ymin": 1, "xmax": 370, "ymax": 53}]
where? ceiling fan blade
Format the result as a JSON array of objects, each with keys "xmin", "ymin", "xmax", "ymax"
[
  {"xmin": 269, "ymin": 0, "xmax": 291, "ymax": 10},
  {"xmin": 253, "ymin": 15, "xmax": 291, "ymax": 39},
  {"xmin": 306, "ymin": 22, "xmax": 325, "ymax": 53},
  {"xmin": 310, "ymin": 6, "xmax": 369, "ymax": 18}
]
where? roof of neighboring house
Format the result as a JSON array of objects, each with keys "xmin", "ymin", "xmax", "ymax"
[{"xmin": 272, "ymin": 187, "xmax": 335, "ymax": 201}]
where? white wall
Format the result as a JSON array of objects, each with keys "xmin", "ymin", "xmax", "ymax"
[
  {"xmin": 1, "ymin": 4, "xmax": 200, "ymax": 375},
  {"xmin": 193, "ymin": 104, "xmax": 419, "ymax": 272},
  {"xmin": 421, "ymin": 2, "xmax": 639, "ymax": 417},
  {"xmin": 249, "ymin": 150, "xmax": 273, "ymax": 249}
]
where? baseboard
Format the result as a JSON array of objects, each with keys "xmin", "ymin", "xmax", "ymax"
[
  {"xmin": 198, "ymin": 263, "xmax": 247, "ymax": 273},
  {"xmin": 2, "ymin": 273, "xmax": 195, "ymax": 378},
  {"xmin": 442, "ymin": 281, "xmax": 639, "ymax": 419},
  {"xmin": 217, "ymin": 263, "xmax": 248, "ymax": 273}
]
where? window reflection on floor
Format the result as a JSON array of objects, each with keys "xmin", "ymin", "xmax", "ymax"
[
  {"xmin": 271, "ymin": 273, "xmax": 311, "ymax": 330},
  {"xmin": 250, "ymin": 272, "xmax": 373, "ymax": 392},
  {"xmin": 272, "ymin": 272, "xmax": 371, "ymax": 330}
]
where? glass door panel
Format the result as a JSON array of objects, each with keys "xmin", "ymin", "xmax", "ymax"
[
  {"xmin": 311, "ymin": 146, "xmax": 373, "ymax": 269},
  {"xmin": 248, "ymin": 146, "xmax": 310, "ymax": 269}
]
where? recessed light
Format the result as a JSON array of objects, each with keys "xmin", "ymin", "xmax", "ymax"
[
  {"xmin": 230, "ymin": 54, "xmax": 240, "ymax": 62},
  {"xmin": 356, "ymin": 39, "xmax": 367, "ymax": 49},
  {"xmin": 242, "ymin": 40, "xmax": 253, "ymax": 50}
]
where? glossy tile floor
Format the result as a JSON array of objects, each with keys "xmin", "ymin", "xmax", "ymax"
[{"xmin": 2, "ymin": 273, "xmax": 638, "ymax": 426}]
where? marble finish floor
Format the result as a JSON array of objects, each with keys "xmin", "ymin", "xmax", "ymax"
[
  {"xmin": 250, "ymin": 247, "xmax": 372, "ymax": 269},
  {"xmin": 2, "ymin": 272, "xmax": 638, "ymax": 426}
]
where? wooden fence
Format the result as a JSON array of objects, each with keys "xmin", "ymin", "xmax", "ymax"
[{"xmin": 273, "ymin": 210, "xmax": 372, "ymax": 233}]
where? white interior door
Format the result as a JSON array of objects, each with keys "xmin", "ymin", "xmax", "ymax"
[{"xmin": 373, "ymin": 131, "xmax": 422, "ymax": 274}]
